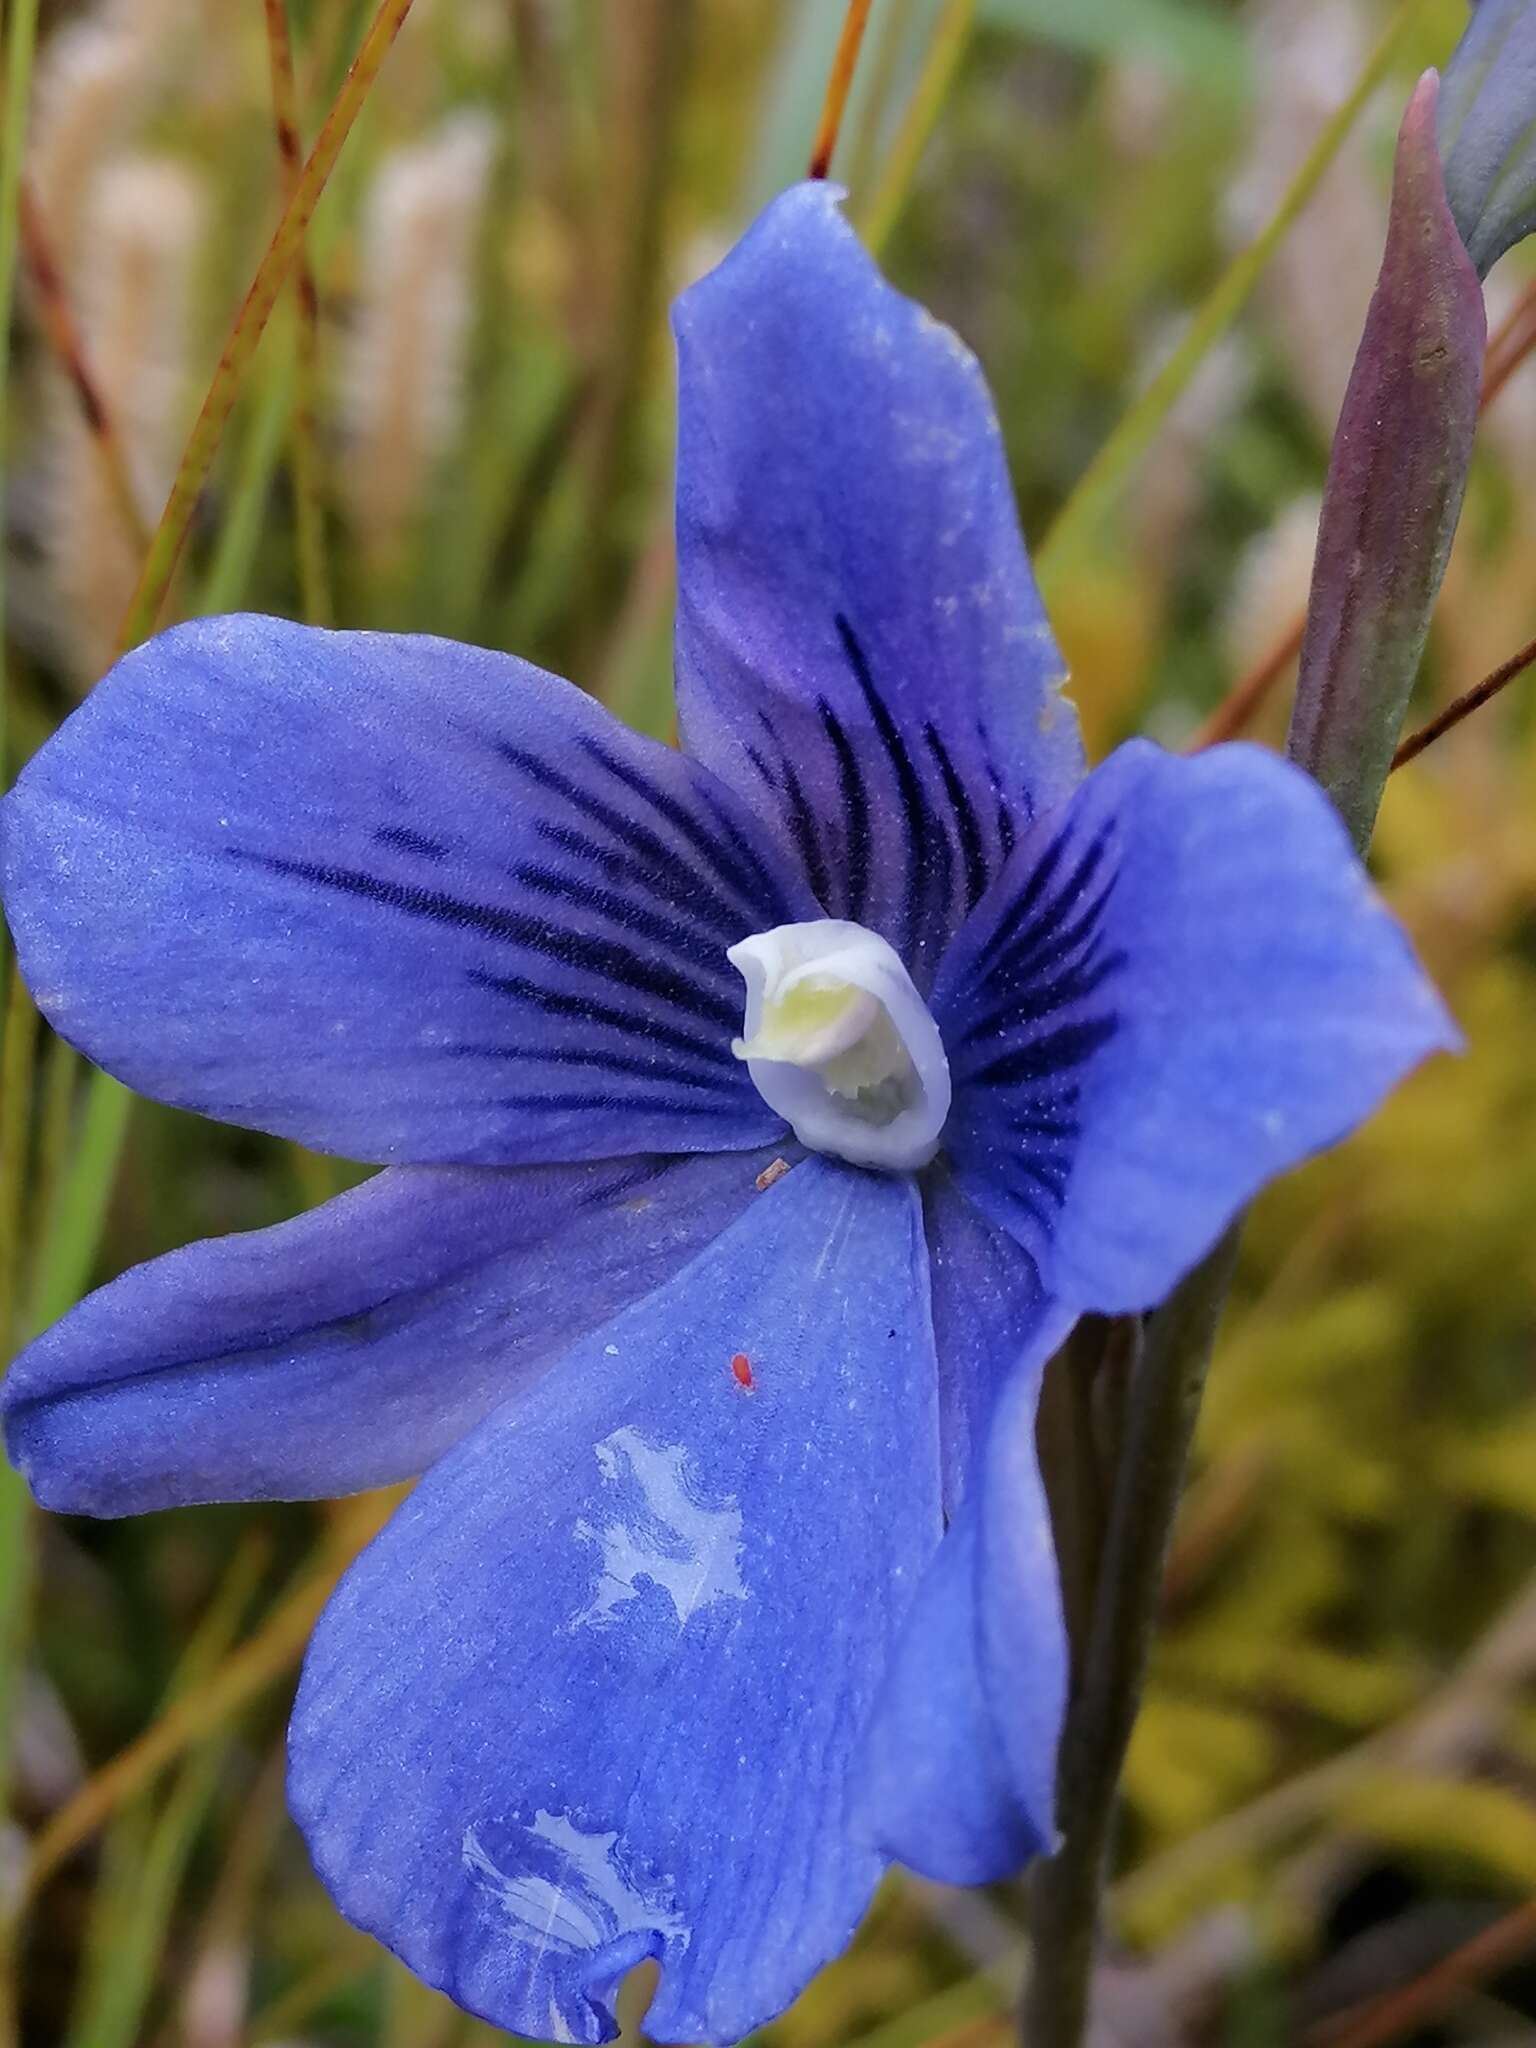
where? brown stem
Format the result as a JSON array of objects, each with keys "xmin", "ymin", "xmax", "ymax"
[
  {"xmin": 1305, "ymin": 1897, "xmax": 1536, "ymax": 2048},
  {"xmin": 1390, "ymin": 630, "xmax": 1536, "ymax": 769},
  {"xmin": 1189, "ymin": 614, "xmax": 1305, "ymax": 749}
]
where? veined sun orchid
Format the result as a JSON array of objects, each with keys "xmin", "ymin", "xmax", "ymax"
[{"xmin": 0, "ymin": 184, "xmax": 1454, "ymax": 2044}]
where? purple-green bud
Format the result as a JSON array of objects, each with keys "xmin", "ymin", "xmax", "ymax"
[
  {"xmin": 1438, "ymin": 0, "xmax": 1536, "ymax": 276},
  {"xmin": 1287, "ymin": 74, "xmax": 1485, "ymax": 851}
]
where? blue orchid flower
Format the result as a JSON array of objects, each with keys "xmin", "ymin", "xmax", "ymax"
[{"xmin": 1, "ymin": 184, "xmax": 1454, "ymax": 2043}]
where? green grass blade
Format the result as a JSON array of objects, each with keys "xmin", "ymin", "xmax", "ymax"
[
  {"xmin": 116, "ymin": 0, "xmax": 417, "ymax": 654},
  {"xmin": 1034, "ymin": 0, "xmax": 1424, "ymax": 599},
  {"xmin": 24, "ymin": 1071, "xmax": 132, "ymax": 1337},
  {"xmin": 860, "ymin": 0, "xmax": 977, "ymax": 254}
]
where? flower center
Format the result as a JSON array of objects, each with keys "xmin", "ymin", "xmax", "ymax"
[{"xmin": 726, "ymin": 920, "xmax": 951, "ymax": 1171}]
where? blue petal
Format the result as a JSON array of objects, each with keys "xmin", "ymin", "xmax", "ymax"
[
  {"xmin": 3, "ymin": 1146, "xmax": 792, "ymax": 1515},
  {"xmin": 673, "ymin": 183, "xmax": 1083, "ymax": 976},
  {"xmin": 935, "ymin": 740, "xmax": 1459, "ymax": 1310},
  {"xmin": 288, "ymin": 1158, "xmax": 939, "ymax": 2045},
  {"xmin": 922, "ymin": 1165, "xmax": 1048, "ymax": 1511},
  {"xmin": 1438, "ymin": 4, "xmax": 1536, "ymax": 276},
  {"xmin": 858, "ymin": 1300, "xmax": 1072, "ymax": 1884},
  {"xmin": 4, "ymin": 615, "xmax": 810, "ymax": 1164}
]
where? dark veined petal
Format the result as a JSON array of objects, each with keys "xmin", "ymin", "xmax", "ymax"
[
  {"xmin": 857, "ymin": 1293, "xmax": 1072, "ymax": 1884},
  {"xmin": 934, "ymin": 740, "xmax": 1459, "ymax": 1311},
  {"xmin": 2, "ymin": 1146, "xmax": 791, "ymax": 1515},
  {"xmin": 3, "ymin": 615, "xmax": 810, "ymax": 1165},
  {"xmin": 673, "ymin": 182, "xmax": 1083, "ymax": 979},
  {"xmin": 289, "ymin": 1159, "xmax": 940, "ymax": 2046}
]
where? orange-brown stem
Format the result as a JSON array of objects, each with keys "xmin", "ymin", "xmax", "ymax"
[
  {"xmin": 809, "ymin": 0, "xmax": 874, "ymax": 180},
  {"xmin": 1391, "ymin": 630, "xmax": 1536, "ymax": 770}
]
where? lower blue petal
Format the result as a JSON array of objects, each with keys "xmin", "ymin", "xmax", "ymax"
[
  {"xmin": 857, "ymin": 1249, "xmax": 1073, "ymax": 1884},
  {"xmin": 288, "ymin": 1158, "xmax": 940, "ymax": 2045},
  {"xmin": 923, "ymin": 1165, "xmax": 1048, "ymax": 1513},
  {"xmin": 4, "ymin": 1147, "xmax": 793, "ymax": 1513}
]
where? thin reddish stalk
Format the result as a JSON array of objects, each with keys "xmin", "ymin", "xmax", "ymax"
[
  {"xmin": 17, "ymin": 180, "xmax": 149, "ymax": 554},
  {"xmin": 1307, "ymin": 1897, "xmax": 1536, "ymax": 2048},
  {"xmin": 1391, "ymin": 630, "xmax": 1536, "ymax": 769},
  {"xmin": 261, "ymin": 0, "xmax": 332, "ymax": 625},
  {"xmin": 1480, "ymin": 274, "xmax": 1536, "ymax": 407},
  {"xmin": 1190, "ymin": 614, "xmax": 1305, "ymax": 749},
  {"xmin": 809, "ymin": 0, "xmax": 875, "ymax": 179}
]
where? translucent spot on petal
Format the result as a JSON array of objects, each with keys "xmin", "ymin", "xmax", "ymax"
[
  {"xmin": 572, "ymin": 1428, "xmax": 747, "ymax": 1631},
  {"xmin": 462, "ymin": 1808, "xmax": 690, "ymax": 1994}
]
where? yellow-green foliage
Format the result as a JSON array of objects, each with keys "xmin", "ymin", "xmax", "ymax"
[{"xmin": 5, "ymin": 3, "xmax": 1536, "ymax": 2044}]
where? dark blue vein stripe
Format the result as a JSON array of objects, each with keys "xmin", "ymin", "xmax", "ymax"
[
  {"xmin": 374, "ymin": 825, "xmax": 447, "ymax": 861},
  {"xmin": 988, "ymin": 752, "xmax": 1019, "ymax": 863},
  {"xmin": 465, "ymin": 969, "xmax": 737, "ymax": 1066},
  {"xmin": 447, "ymin": 1038, "xmax": 734, "ymax": 1086},
  {"xmin": 965, "ymin": 1014, "xmax": 1118, "ymax": 1092},
  {"xmin": 836, "ymin": 614, "xmax": 934, "ymax": 944},
  {"xmin": 530, "ymin": 821, "xmax": 746, "ymax": 945},
  {"xmin": 507, "ymin": 861, "xmax": 740, "ymax": 972},
  {"xmin": 576, "ymin": 737, "xmax": 793, "ymax": 920},
  {"xmin": 1005, "ymin": 1111, "xmax": 1081, "ymax": 1143},
  {"xmin": 983, "ymin": 832, "xmax": 1116, "ymax": 984},
  {"xmin": 957, "ymin": 944, "xmax": 1126, "ymax": 1056},
  {"xmin": 233, "ymin": 850, "xmax": 738, "ymax": 1029},
  {"xmin": 923, "ymin": 722, "xmax": 989, "ymax": 913},
  {"xmin": 1010, "ymin": 1152, "xmax": 1071, "ymax": 1198},
  {"xmin": 511, "ymin": 1046, "xmax": 737, "ymax": 1089},
  {"xmin": 996, "ymin": 877, "xmax": 1119, "ymax": 992},
  {"xmin": 497, "ymin": 740, "xmax": 775, "ymax": 926},
  {"xmin": 496, "ymin": 1091, "xmax": 740, "ymax": 1119},
  {"xmin": 819, "ymin": 697, "xmax": 871, "ymax": 922},
  {"xmin": 993, "ymin": 1176, "xmax": 1056, "ymax": 1241},
  {"xmin": 759, "ymin": 713, "xmax": 834, "ymax": 908},
  {"xmin": 973, "ymin": 821, "xmax": 1075, "ymax": 971}
]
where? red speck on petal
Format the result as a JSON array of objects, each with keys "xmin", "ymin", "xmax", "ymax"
[{"xmin": 731, "ymin": 1352, "xmax": 754, "ymax": 1390}]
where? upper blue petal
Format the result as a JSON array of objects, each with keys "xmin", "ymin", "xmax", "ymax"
[
  {"xmin": 673, "ymin": 182, "xmax": 1083, "ymax": 981},
  {"xmin": 935, "ymin": 739, "xmax": 1459, "ymax": 1310},
  {"xmin": 288, "ymin": 1157, "xmax": 940, "ymax": 2045},
  {"xmin": 3, "ymin": 614, "xmax": 810, "ymax": 1165},
  {"xmin": 2, "ymin": 1146, "xmax": 791, "ymax": 1514}
]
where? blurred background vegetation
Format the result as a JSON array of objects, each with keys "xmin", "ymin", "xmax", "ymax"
[{"xmin": 2, "ymin": 1, "xmax": 1536, "ymax": 2043}]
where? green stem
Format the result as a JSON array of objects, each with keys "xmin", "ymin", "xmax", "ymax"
[
  {"xmin": 1022, "ymin": 1229, "xmax": 1242, "ymax": 2044},
  {"xmin": 116, "ymin": 0, "xmax": 415, "ymax": 653},
  {"xmin": 196, "ymin": 343, "xmax": 298, "ymax": 617},
  {"xmin": 0, "ymin": 965, "xmax": 37, "ymax": 1355},
  {"xmin": 25, "ymin": 1072, "xmax": 132, "ymax": 1339}
]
